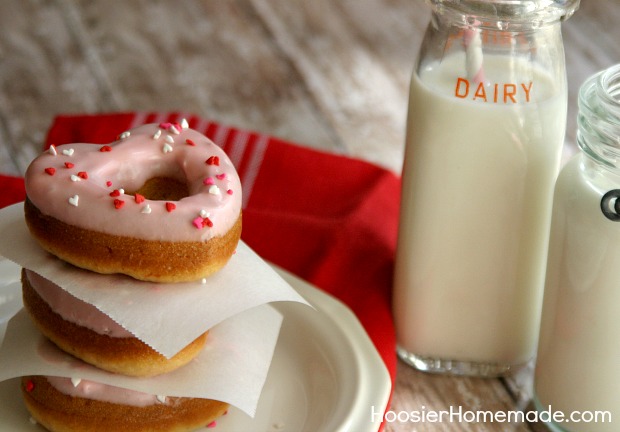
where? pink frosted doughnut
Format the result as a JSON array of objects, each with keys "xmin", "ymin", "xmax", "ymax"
[
  {"xmin": 22, "ymin": 376, "xmax": 229, "ymax": 432},
  {"xmin": 24, "ymin": 122, "xmax": 242, "ymax": 282}
]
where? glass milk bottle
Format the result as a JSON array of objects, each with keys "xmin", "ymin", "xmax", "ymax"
[
  {"xmin": 534, "ymin": 65, "xmax": 620, "ymax": 432},
  {"xmin": 393, "ymin": 0, "xmax": 579, "ymax": 376}
]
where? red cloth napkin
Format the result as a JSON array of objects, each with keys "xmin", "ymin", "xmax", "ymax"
[{"xmin": 1, "ymin": 112, "xmax": 399, "ymax": 425}]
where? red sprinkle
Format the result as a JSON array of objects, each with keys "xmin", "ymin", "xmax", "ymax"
[
  {"xmin": 206, "ymin": 156, "xmax": 220, "ymax": 166},
  {"xmin": 100, "ymin": 145, "xmax": 112, "ymax": 152},
  {"xmin": 25, "ymin": 380, "xmax": 35, "ymax": 392},
  {"xmin": 64, "ymin": 162, "xmax": 75, "ymax": 169},
  {"xmin": 206, "ymin": 421, "xmax": 217, "ymax": 428},
  {"xmin": 44, "ymin": 167, "xmax": 56, "ymax": 176},
  {"xmin": 165, "ymin": 202, "xmax": 176, "ymax": 212},
  {"xmin": 185, "ymin": 139, "xmax": 196, "ymax": 146},
  {"xmin": 113, "ymin": 199, "xmax": 125, "ymax": 209},
  {"xmin": 106, "ymin": 181, "xmax": 113, "ymax": 187},
  {"xmin": 227, "ymin": 189, "xmax": 233, "ymax": 195},
  {"xmin": 110, "ymin": 189, "xmax": 122, "ymax": 197},
  {"xmin": 77, "ymin": 171, "xmax": 88, "ymax": 179},
  {"xmin": 203, "ymin": 217, "xmax": 214, "ymax": 227},
  {"xmin": 134, "ymin": 194, "xmax": 145, "ymax": 204}
]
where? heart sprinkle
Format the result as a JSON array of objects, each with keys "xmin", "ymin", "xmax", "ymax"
[
  {"xmin": 64, "ymin": 162, "xmax": 75, "ymax": 169},
  {"xmin": 78, "ymin": 171, "xmax": 88, "ymax": 179},
  {"xmin": 70, "ymin": 174, "xmax": 81, "ymax": 182},
  {"xmin": 69, "ymin": 195, "xmax": 79, "ymax": 207},
  {"xmin": 153, "ymin": 129, "xmax": 162, "ymax": 139},
  {"xmin": 44, "ymin": 167, "xmax": 56, "ymax": 176},
  {"xmin": 62, "ymin": 148, "xmax": 75, "ymax": 156},
  {"xmin": 120, "ymin": 131, "xmax": 131, "ymax": 139},
  {"xmin": 106, "ymin": 181, "xmax": 113, "ymax": 187},
  {"xmin": 216, "ymin": 173, "xmax": 226, "ymax": 180},
  {"xmin": 157, "ymin": 395, "xmax": 167, "ymax": 404},
  {"xmin": 162, "ymin": 143, "xmax": 173, "ymax": 154},
  {"xmin": 134, "ymin": 194, "xmax": 145, "ymax": 204},
  {"xmin": 113, "ymin": 199, "xmax": 125, "ymax": 209},
  {"xmin": 25, "ymin": 380, "xmax": 35, "ymax": 392},
  {"xmin": 227, "ymin": 189, "xmax": 234, "ymax": 195},
  {"xmin": 165, "ymin": 202, "xmax": 176, "ymax": 212},
  {"xmin": 206, "ymin": 156, "xmax": 220, "ymax": 166},
  {"xmin": 200, "ymin": 209, "xmax": 210, "ymax": 218},
  {"xmin": 181, "ymin": 118, "xmax": 189, "ymax": 129},
  {"xmin": 100, "ymin": 145, "xmax": 112, "ymax": 152},
  {"xmin": 192, "ymin": 217, "xmax": 204, "ymax": 229},
  {"xmin": 71, "ymin": 378, "xmax": 82, "ymax": 387},
  {"xmin": 48, "ymin": 145, "xmax": 57, "ymax": 156},
  {"xmin": 193, "ymin": 216, "xmax": 213, "ymax": 229},
  {"xmin": 185, "ymin": 138, "xmax": 196, "ymax": 146},
  {"xmin": 203, "ymin": 177, "xmax": 215, "ymax": 185},
  {"xmin": 208, "ymin": 185, "xmax": 221, "ymax": 195},
  {"xmin": 141, "ymin": 204, "xmax": 152, "ymax": 214},
  {"xmin": 165, "ymin": 135, "xmax": 174, "ymax": 144}
]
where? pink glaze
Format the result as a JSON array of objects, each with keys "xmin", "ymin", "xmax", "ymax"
[
  {"xmin": 25, "ymin": 269, "xmax": 133, "ymax": 338},
  {"xmin": 45, "ymin": 376, "xmax": 169, "ymax": 407},
  {"xmin": 24, "ymin": 123, "xmax": 242, "ymax": 242}
]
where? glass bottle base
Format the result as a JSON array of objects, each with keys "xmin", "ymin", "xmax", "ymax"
[
  {"xmin": 397, "ymin": 345, "xmax": 521, "ymax": 378},
  {"xmin": 533, "ymin": 395, "xmax": 572, "ymax": 432}
]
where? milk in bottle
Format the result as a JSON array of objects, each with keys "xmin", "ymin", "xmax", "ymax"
[
  {"xmin": 534, "ymin": 64, "xmax": 620, "ymax": 432},
  {"xmin": 393, "ymin": 0, "xmax": 579, "ymax": 376}
]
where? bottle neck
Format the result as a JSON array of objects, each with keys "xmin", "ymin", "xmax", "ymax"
[{"xmin": 578, "ymin": 64, "xmax": 620, "ymax": 171}]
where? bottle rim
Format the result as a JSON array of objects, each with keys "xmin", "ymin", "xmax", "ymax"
[
  {"xmin": 426, "ymin": 0, "xmax": 580, "ymax": 29},
  {"xmin": 578, "ymin": 64, "xmax": 620, "ymax": 169}
]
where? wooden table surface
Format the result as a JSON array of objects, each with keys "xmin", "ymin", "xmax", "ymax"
[{"xmin": 1, "ymin": 1, "xmax": 619, "ymax": 431}]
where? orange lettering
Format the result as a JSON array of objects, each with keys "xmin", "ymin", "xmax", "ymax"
[
  {"xmin": 473, "ymin": 82, "xmax": 487, "ymax": 102},
  {"xmin": 455, "ymin": 78, "xmax": 469, "ymax": 98},
  {"xmin": 504, "ymin": 84, "xmax": 517, "ymax": 103},
  {"xmin": 521, "ymin": 82, "xmax": 533, "ymax": 102}
]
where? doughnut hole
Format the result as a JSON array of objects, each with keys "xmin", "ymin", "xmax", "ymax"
[{"xmin": 129, "ymin": 177, "xmax": 189, "ymax": 201}]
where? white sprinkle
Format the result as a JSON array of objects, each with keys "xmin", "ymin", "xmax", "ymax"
[
  {"xmin": 153, "ymin": 129, "xmax": 162, "ymax": 139},
  {"xmin": 70, "ymin": 174, "xmax": 81, "ymax": 182},
  {"xmin": 120, "ymin": 131, "xmax": 131, "ymax": 139},
  {"xmin": 199, "ymin": 209, "xmax": 210, "ymax": 218},
  {"xmin": 168, "ymin": 125, "xmax": 180, "ymax": 135},
  {"xmin": 69, "ymin": 195, "xmax": 79, "ymax": 207},
  {"xmin": 141, "ymin": 204, "xmax": 152, "ymax": 214},
  {"xmin": 162, "ymin": 143, "xmax": 173, "ymax": 154},
  {"xmin": 156, "ymin": 395, "xmax": 167, "ymax": 403},
  {"xmin": 62, "ymin": 148, "xmax": 74, "ymax": 156},
  {"xmin": 181, "ymin": 118, "xmax": 189, "ymax": 129},
  {"xmin": 119, "ymin": 188, "xmax": 125, "ymax": 195},
  {"xmin": 165, "ymin": 135, "xmax": 174, "ymax": 144},
  {"xmin": 71, "ymin": 377, "xmax": 82, "ymax": 387},
  {"xmin": 208, "ymin": 185, "xmax": 221, "ymax": 195},
  {"xmin": 201, "ymin": 278, "xmax": 207, "ymax": 284},
  {"xmin": 49, "ymin": 145, "xmax": 57, "ymax": 156}
]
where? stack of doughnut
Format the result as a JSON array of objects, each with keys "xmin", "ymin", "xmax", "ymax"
[{"xmin": 19, "ymin": 121, "xmax": 242, "ymax": 432}]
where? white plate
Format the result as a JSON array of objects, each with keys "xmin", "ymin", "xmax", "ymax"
[{"xmin": 0, "ymin": 260, "xmax": 391, "ymax": 432}]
